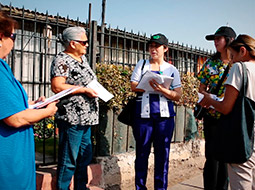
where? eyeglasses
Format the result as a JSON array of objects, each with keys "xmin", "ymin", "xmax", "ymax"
[
  {"xmin": 72, "ymin": 40, "xmax": 89, "ymax": 46},
  {"xmin": 9, "ymin": 33, "xmax": 16, "ymax": 42}
]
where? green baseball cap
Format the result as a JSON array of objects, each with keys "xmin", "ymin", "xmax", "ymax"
[{"xmin": 148, "ymin": 33, "xmax": 168, "ymax": 46}]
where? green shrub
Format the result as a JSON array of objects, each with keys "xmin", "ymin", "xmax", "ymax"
[
  {"xmin": 96, "ymin": 64, "xmax": 200, "ymax": 110},
  {"xmin": 34, "ymin": 116, "xmax": 55, "ymax": 141},
  {"xmin": 96, "ymin": 63, "xmax": 136, "ymax": 112},
  {"xmin": 174, "ymin": 74, "xmax": 200, "ymax": 108}
]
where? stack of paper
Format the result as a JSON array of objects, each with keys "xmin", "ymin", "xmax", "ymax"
[
  {"xmin": 29, "ymin": 87, "xmax": 82, "ymax": 109},
  {"xmin": 29, "ymin": 80, "xmax": 114, "ymax": 109},
  {"xmin": 136, "ymin": 71, "xmax": 173, "ymax": 92}
]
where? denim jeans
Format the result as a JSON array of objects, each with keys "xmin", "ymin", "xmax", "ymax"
[{"xmin": 56, "ymin": 120, "xmax": 92, "ymax": 190}]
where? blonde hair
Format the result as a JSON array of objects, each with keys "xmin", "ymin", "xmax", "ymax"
[{"xmin": 229, "ymin": 34, "xmax": 255, "ymax": 59}]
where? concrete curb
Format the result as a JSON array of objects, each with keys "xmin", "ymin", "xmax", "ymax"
[{"xmin": 36, "ymin": 139, "xmax": 205, "ymax": 189}]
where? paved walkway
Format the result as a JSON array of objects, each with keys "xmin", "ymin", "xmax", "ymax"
[
  {"xmin": 89, "ymin": 186, "xmax": 104, "ymax": 190},
  {"xmin": 169, "ymin": 174, "xmax": 203, "ymax": 190},
  {"xmin": 169, "ymin": 174, "xmax": 231, "ymax": 190}
]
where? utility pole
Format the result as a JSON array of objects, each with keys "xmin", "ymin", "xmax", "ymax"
[
  {"xmin": 100, "ymin": 0, "xmax": 106, "ymax": 63},
  {"xmin": 88, "ymin": 3, "xmax": 91, "ymax": 28}
]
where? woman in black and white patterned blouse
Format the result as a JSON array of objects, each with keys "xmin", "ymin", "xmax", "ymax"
[{"xmin": 50, "ymin": 26, "xmax": 98, "ymax": 190}]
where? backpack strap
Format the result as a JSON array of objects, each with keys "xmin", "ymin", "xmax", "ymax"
[
  {"xmin": 214, "ymin": 64, "xmax": 230, "ymax": 95},
  {"xmin": 136, "ymin": 60, "xmax": 147, "ymax": 97},
  {"xmin": 141, "ymin": 59, "xmax": 146, "ymax": 71}
]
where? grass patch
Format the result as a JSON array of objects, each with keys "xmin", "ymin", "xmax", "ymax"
[{"xmin": 35, "ymin": 137, "xmax": 58, "ymax": 157}]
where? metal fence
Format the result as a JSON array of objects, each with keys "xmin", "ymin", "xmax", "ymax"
[
  {"xmin": 94, "ymin": 22, "xmax": 211, "ymax": 75},
  {"xmin": 1, "ymin": 4, "xmax": 211, "ymax": 165}
]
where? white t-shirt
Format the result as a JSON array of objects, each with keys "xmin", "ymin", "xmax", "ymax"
[{"xmin": 225, "ymin": 61, "xmax": 255, "ymax": 102}]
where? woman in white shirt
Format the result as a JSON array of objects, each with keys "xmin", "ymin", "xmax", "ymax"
[
  {"xmin": 130, "ymin": 33, "xmax": 182, "ymax": 190},
  {"xmin": 200, "ymin": 34, "xmax": 255, "ymax": 190}
]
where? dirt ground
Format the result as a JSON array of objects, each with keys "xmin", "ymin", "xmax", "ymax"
[
  {"xmin": 168, "ymin": 156, "xmax": 205, "ymax": 187},
  {"xmin": 144, "ymin": 155, "xmax": 205, "ymax": 189}
]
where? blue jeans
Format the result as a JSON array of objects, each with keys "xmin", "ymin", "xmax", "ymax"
[{"xmin": 57, "ymin": 120, "xmax": 92, "ymax": 190}]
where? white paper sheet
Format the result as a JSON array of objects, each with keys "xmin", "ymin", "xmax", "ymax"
[
  {"xmin": 197, "ymin": 92, "xmax": 223, "ymax": 109},
  {"xmin": 29, "ymin": 87, "xmax": 82, "ymax": 109},
  {"xmin": 136, "ymin": 71, "xmax": 173, "ymax": 92},
  {"xmin": 87, "ymin": 80, "xmax": 114, "ymax": 102},
  {"xmin": 197, "ymin": 92, "xmax": 204, "ymax": 103},
  {"xmin": 197, "ymin": 92, "xmax": 223, "ymax": 103}
]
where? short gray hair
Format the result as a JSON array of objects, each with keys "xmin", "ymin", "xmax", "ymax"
[{"xmin": 59, "ymin": 26, "xmax": 86, "ymax": 48}]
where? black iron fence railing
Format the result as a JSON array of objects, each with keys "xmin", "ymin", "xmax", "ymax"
[{"xmin": 1, "ymin": 3, "xmax": 211, "ymax": 165}]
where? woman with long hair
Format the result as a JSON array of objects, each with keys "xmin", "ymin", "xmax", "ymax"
[
  {"xmin": 197, "ymin": 26, "xmax": 236, "ymax": 190},
  {"xmin": 200, "ymin": 34, "xmax": 255, "ymax": 190}
]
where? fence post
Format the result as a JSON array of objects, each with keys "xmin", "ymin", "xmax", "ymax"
[{"xmin": 90, "ymin": 20, "xmax": 97, "ymax": 71}]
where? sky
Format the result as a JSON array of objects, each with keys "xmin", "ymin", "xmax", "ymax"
[{"xmin": 1, "ymin": 0, "xmax": 255, "ymax": 51}]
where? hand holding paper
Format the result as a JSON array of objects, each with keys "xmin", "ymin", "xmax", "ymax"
[
  {"xmin": 29, "ymin": 86, "xmax": 82, "ymax": 109},
  {"xmin": 197, "ymin": 92, "xmax": 223, "ymax": 109},
  {"xmin": 197, "ymin": 92, "xmax": 223, "ymax": 103},
  {"xmin": 136, "ymin": 71, "xmax": 173, "ymax": 92},
  {"xmin": 87, "ymin": 80, "xmax": 114, "ymax": 102}
]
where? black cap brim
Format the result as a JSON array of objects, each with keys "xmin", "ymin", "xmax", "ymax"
[
  {"xmin": 205, "ymin": 34, "xmax": 215, "ymax": 41},
  {"xmin": 148, "ymin": 39, "xmax": 165, "ymax": 45}
]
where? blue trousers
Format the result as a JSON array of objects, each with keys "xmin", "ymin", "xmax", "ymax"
[
  {"xmin": 133, "ymin": 113, "xmax": 175, "ymax": 190},
  {"xmin": 56, "ymin": 120, "xmax": 92, "ymax": 190}
]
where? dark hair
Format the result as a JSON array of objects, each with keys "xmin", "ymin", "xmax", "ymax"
[
  {"xmin": 211, "ymin": 36, "xmax": 233, "ymax": 60},
  {"xmin": 0, "ymin": 11, "xmax": 17, "ymax": 37},
  {"xmin": 229, "ymin": 34, "xmax": 255, "ymax": 59}
]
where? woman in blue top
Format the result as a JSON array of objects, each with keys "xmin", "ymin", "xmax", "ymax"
[
  {"xmin": 131, "ymin": 33, "xmax": 182, "ymax": 190},
  {"xmin": 0, "ymin": 12, "xmax": 58, "ymax": 190}
]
